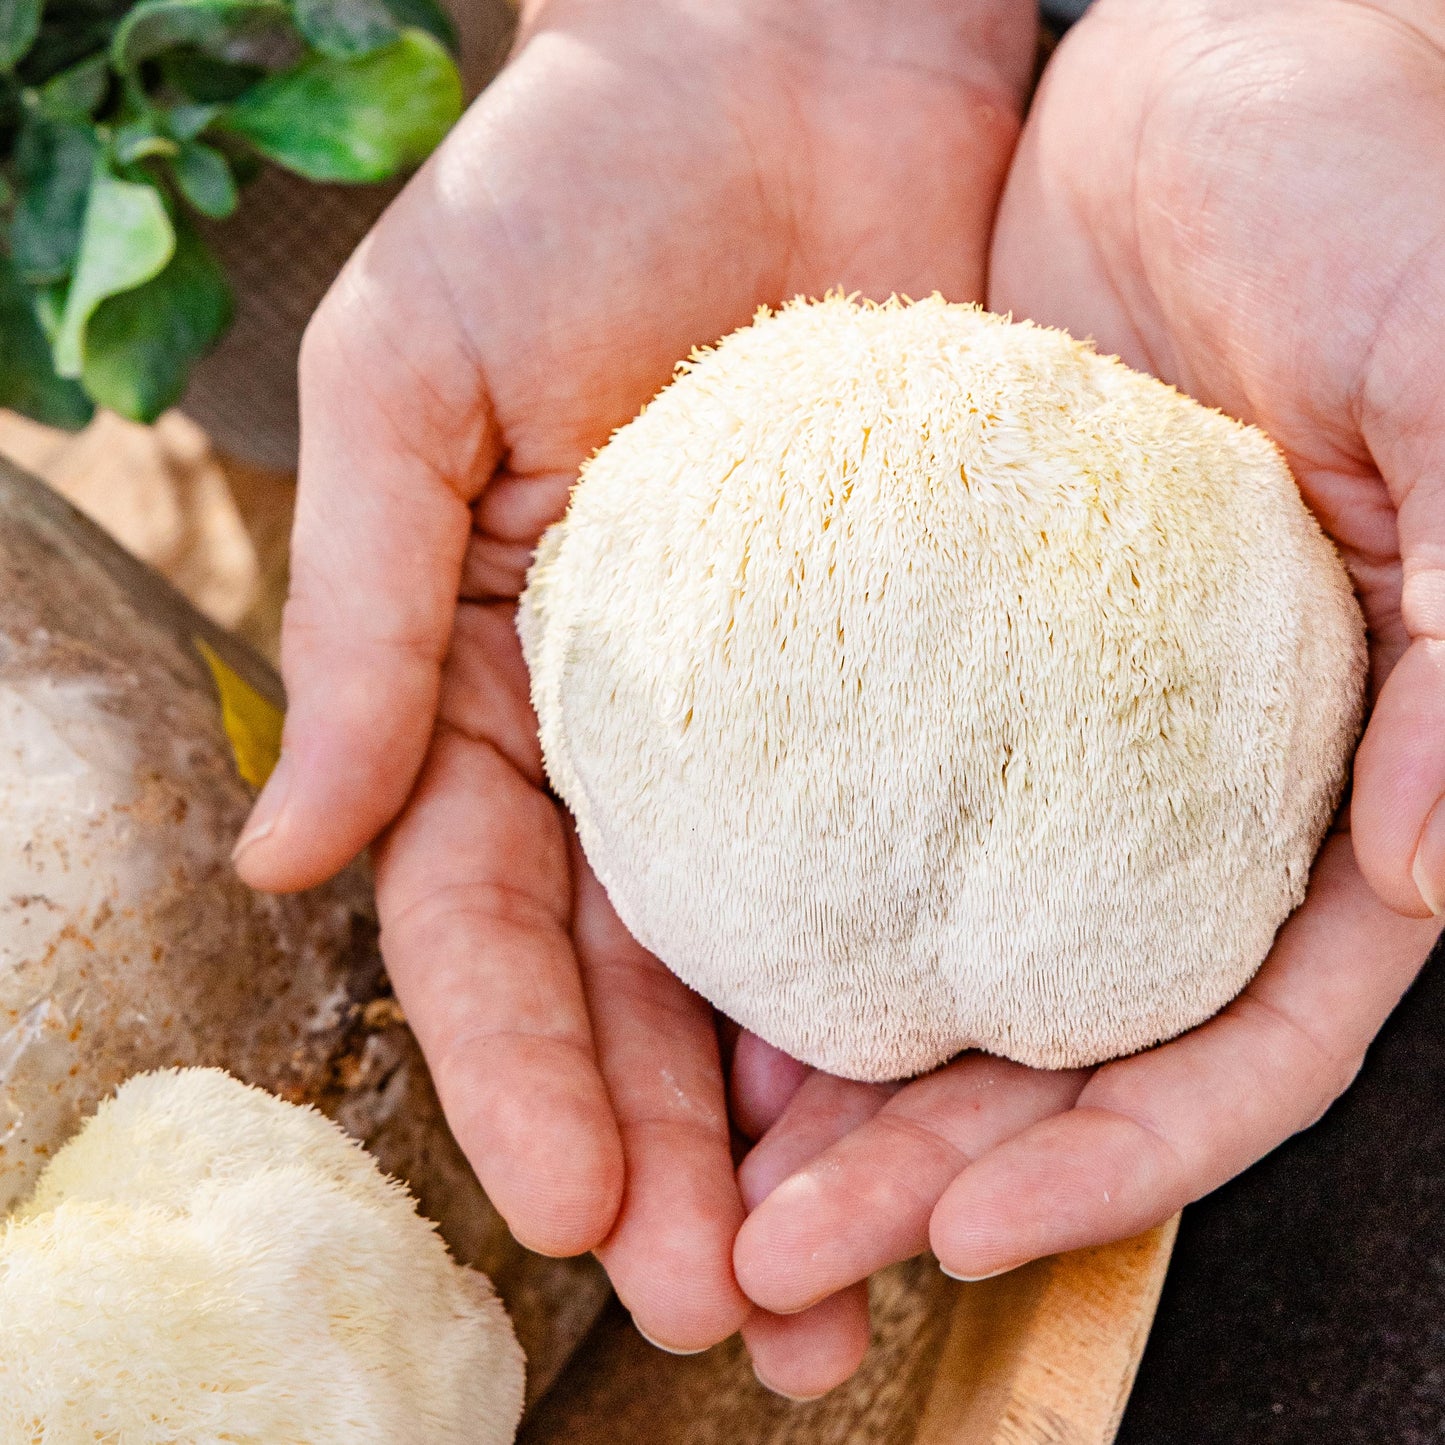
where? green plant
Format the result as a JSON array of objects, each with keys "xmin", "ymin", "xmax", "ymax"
[{"xmin": 0, "ymin": 0, "xmax": 463, "ymax": 427}]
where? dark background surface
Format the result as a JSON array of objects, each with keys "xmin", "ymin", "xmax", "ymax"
[
  {"xmin": 1118, "ymin": 931, "xmax": 1445, "ymax": 1444},
  {"xmin": 1040, "ymin": 0, "xmax": 1093, "ymax": 29}
]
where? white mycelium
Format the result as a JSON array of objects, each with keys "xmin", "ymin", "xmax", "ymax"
[
  {"xmin": 0, "ymin": 1068, "xmax": 525, "ymax": 1444},
  {"xmin": 521, "ymin": 296, "xmax": 1366, "ymax": 1079}
]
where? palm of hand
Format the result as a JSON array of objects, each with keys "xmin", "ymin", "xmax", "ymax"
[
  {"xmin": 733, "ymin": 0, "xmax": 1445, "ymax": 1345},
  {"xmin": 238, "ymin": 0, "xmax": 1035, "ymax": 1396}
]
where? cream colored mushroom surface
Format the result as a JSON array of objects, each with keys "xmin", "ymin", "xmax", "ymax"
[
  {"xmin": 520, "ymin": 295, "xmax": 1367, "ymax": 1080},
  {"xmin": 0, "ymin": 1068, "xmax": 525, "ymax": 1444}
]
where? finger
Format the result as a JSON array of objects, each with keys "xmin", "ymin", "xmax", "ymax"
[
  {"xmin": 742, "ymin": 1286, "xmax": 872, "ymax": 1401},
  {"xmin": 1353, "ymin": 639, "xmax": 1445, "ymax": 917},
  {"xmin": 1349, "ymin": 164, "xmax": 1445, "ymax": 919},
  {"xmin": 929, "ymin": 836, "xmax": 1439, "ymax": 1277},
  {"xmin": 737, "ymin": 1072, "xmax": 897, "ymax": 1212},
  {"xmin": 730, "ymin": 1031, "xmax": 812, "ymax": 1142},
  {"xmin": 234, "ymin": 177, "xmax": 500, "ymax": 893},
  {"xmin": 435, "ymin": 601, "xmax": 545, "ymax": 783},
  {"xmin": 374, "ymin": 726, "xmax": 623, "ymax": 1256},
  {"xmin": 735, "ymin": 1057, "xmax": 1083, "ymax": 1314},
  {"xmin": 573, "ymin": 853, "xmax": 751, "ymax": 1353}
]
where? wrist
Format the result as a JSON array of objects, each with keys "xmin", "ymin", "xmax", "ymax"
[
  {"xmin": 751, "ymin": 0, "xmax": 1039, "ymax": 101},
  {"xmin": 518, "ymin": 0, "xmax": 1039, "ymax": 105}
]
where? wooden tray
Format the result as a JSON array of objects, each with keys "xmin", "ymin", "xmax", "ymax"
[
  {"xmin": 0, "ymin": 408, "xmax": 1179, "ymax": 1444},
  {"xmin": 525, "ymin": 1221, "xmax": 1177, "ymax": 1445}
]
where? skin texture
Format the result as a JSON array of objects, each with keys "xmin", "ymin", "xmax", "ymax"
[
  {"xmin": 232, "ymin": 0, "xmax": 1036, "ymax": 1398},
  {"xmin": 235, "ymin": 0, "xmax": 1445, "ymax": 1395}
]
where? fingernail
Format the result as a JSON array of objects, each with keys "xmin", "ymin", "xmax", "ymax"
[
  {"xmin": 231, "ymin": 753, "xmax": 291, "ymax": 866},
  {"xmin": 633, "ymin": 1323, "xmax": 709, "ymax": 1357},
  {"xmin": 940, "ymin": 1262, "xmax": 1012, "ymax": 1282},
  {"xmin": 1412, "ymin": 797, "xmax": 1445, "ymax": 916},
  {"xmin": 752, "ymin": 1365, "xmax": 828, "ymax": 1403}
]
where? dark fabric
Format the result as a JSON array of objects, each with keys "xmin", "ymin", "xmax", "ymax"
[
  {"xmin": 1119, "ymin": 931, "xmax": 1445, "ymax": 1444},
  {"xmin": 1040, "ymin": 0, "xmax": 1093, "ymax": 32}
]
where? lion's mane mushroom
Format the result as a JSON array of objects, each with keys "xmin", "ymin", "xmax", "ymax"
[
  {"xmin": 0, "ymin": 1068, "xmax": 525, "ymax": 1444},
  {"xmin": 520, "ymin": 295, "xmax": 1367, "ymax": 1080}
]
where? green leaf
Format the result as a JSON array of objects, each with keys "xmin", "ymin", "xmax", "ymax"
[
  {"xmin": 0, "ymin": 67, "xmax": 21, "ymax": 144},
  {"xmin": 379, "ymin": 0, "xmax": 453, "ymax": 51},
  {"xmin": 114, "ymin": 116, "xmax": 179, "ymax": 162},
  {"xmin": 170, "ymin": 137, "xmax": 234, "ymax": 216},
  {"xmin": 9, "ymin": 114, "xmax": 100, "ymax": 283},
  {"xmin": 0, "ymin": 0, "xmax": 42, "ymax": 72},
  {"xmin": 165, "ymin": 98, "xmax": 220, "ymax": 137},
  {"xmin": 31, "ymin": 278, "xmax": 63, "ymax": 341},
  {"xmin": 293, "ymin": 0, "xmax": 397, "ymax": 59},
  {"xmin": 112, "ymin": 0, "xmax": 296, "ymax": 75},
  {"xmin": 80, "ymin": 218, "xmax": 232, "ymax": 421},
  {"xmin": 53, "ymin": 166, "xmax": 175, "ymax": 377},
  {"xmin": 0, "ymin": 251, "xmax": 93, "ymax": 427},
  {"xmin": 226, "ymin": 143, "xmax": 259, "ymax": 183},
  {"xmin": 34, "ymin": 53, "xmax": 109, "ymax": 117},
  {"xmin": 19, "ymin": 12, "xmax": 120, "ymax": 90},
  {"xmin": 161, "ymin": 49, "xmax": 261, "ymax": 101},
  {"xmin": 220, "ymin": 28, "xmax": 460, "ymax": 183}
]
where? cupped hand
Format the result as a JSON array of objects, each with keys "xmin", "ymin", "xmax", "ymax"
[
  {"xmin": 733, "ymin": 0, "xmax": 1444, "ymax": 1352},
  {"xmin": 230, "ymin": 0, "xmax": 1038, "ymax": 1397}
]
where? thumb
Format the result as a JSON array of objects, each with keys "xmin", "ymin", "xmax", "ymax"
[
  {"xmin": 233, "ymin": 199, "xmax": 498, "ymax": 893},
  {"xmin": 1350, "ymin": 305, "xmax": 1445, "ymax": 920}
]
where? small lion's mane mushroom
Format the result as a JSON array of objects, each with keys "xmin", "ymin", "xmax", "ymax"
[
  {"xmin": 0, "ymin": 1068, "xmax": 525, "ymax": 1444},
  {"xmin": 520, "ymin": 295, "xmax": 1367, "ymax": 1081}
]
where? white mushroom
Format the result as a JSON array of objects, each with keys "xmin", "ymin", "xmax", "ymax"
[
  {"xmin": 0, "ymin": 1068, "xmax": 525, "ymax": 1444},
  {"xmin": 520, "ymin": 295, "xmax": 1366, "ymax": 1080}
]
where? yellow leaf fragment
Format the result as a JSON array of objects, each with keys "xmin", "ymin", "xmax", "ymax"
[{"xmin": 195, "ymin": 638, "xmax": 283, "ymax": 789}]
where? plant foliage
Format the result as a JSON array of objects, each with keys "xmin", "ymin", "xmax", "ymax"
[{"xmin": 0, "ymin": 0, "xmax": 461, "ymax": 426}]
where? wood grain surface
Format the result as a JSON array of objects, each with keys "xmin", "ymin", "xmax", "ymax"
[
  {"xmin": 0, "ymin": 406, "xmax": 1179, "ymax": 1443},
  {"xmin": 522, "ymin": 1223, "xmax": 1176, "ymax": 1445},
  {"xmin": 915, "ymin": 1219, "xmax": 1178, "ymax": 1445}
]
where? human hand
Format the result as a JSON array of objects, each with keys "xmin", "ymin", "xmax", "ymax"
[
  {"xmin": 732, "ymin": 0, "xmax": 1445, "ymax": 1356},
  {"xmin": 230, "ymin": 0, "xmax": 1038, "ymax": 1398}
]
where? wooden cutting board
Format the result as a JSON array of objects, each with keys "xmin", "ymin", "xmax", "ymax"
[
  {"xmin": 524, "ymin": 1220, "xmax": 1178, "ymax": 1445},
  {"xmin": 0, "ymin": 407, "xmax": 1179, "ymax": 1444}
]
